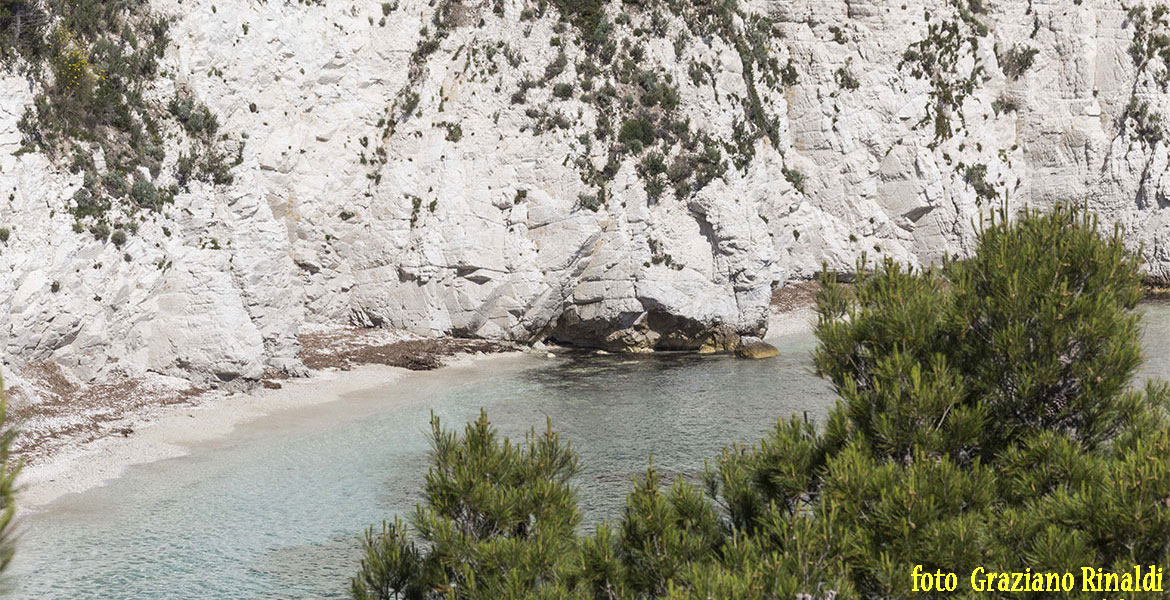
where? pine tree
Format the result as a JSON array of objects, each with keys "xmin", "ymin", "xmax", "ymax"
[
  {"xmin": 354, "ymin": 205, "xmax": 1170, "ymax": 599},
  {"xmin": 0, "ymin": 374, "xmax": 20, "ymax": 577},
  {"xmin": 709, "ymin": 204, "xmax": 1170, "ymax": 598},
  {"xmin": 352, "ymin": 410, "xmax": 581, "ymax": 600}
]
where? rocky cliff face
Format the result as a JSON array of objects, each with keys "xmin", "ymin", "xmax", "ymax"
[{"xmin": 1, "ymin": 0, "xmax": 1169, "ymax": 385}]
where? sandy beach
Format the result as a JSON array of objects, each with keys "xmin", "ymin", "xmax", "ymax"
[
  {"xmin": 16, "ymin": 352, "xmax": 525, "ymax": 512},
  {"xmin": 15, "ymin": 297, "xmax": 817, "ymax": 513}
]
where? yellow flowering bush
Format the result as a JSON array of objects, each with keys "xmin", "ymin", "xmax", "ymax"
[{"xmin": 48, "ymin": 29, "xmax": 97, "ymax": 93}]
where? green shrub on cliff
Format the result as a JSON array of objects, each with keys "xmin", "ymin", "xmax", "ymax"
[
  {"xmin": 353, "ymin": 205, "xmax": 1170, "ymax": 598},
  {"xmin": 3, "ymin": 1, "xmax": 233, "ymax": 240},
  {"xmin": 0, "ymin": 0, "xmax": 47, "ymax": 60}
]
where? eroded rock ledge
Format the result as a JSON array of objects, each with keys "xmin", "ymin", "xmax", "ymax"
[{"xmin": 548, "ymin": 310, "xmax": 756, "ymax": 353}]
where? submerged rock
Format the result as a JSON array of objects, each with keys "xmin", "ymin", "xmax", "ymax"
[{"xmin": 735, "ymin": 337, "xmax": 780, "ymax": 360}]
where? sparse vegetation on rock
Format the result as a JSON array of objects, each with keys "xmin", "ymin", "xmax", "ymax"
[
  {"xmin": 997, "ymin": 42, "xmax": 1038, "ymax": 80},
  {"xmin": 1122, "ymin": 4, "xmax": 1170, "ymax": 149},
  {"xmin": 368, "ymin": 0, "xmax": 795, "ymax": 209},
  {"xmin": 900, "ymin": 0, "xmax": 989, "ymax": 144},
  {"xmin": 1, "ymin": 0, "xmax": 236, "ymax": 241}
]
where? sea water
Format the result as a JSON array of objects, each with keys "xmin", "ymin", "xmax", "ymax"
[{"xmin": 12, "ymin": 302, "xmax": 1170, "ymax": 599}]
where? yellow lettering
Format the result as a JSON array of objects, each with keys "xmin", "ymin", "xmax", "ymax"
[
  {"xmin": 1138, "ymin": 564, "xmax": 1163, "ymax": 592},
  {"xmin": 1083, "ymin": 567, "xmax": 1098, "ymax": 592},
  {"xmin": 971, "ymin": 567, "xmax": 986, "ymax": 592}
]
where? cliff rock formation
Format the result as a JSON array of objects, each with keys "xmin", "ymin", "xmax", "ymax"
[{"xmin": 1, "ymin": 0, "xmax": 1168, "ymax": 385}]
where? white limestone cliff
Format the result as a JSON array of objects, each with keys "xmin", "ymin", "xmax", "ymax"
[{"xmin": 1, "ymin": 0, "xmax": 1168, "ymax": 386}]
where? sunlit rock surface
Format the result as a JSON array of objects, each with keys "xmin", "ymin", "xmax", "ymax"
[{"xmin": 1, "ymin": 0, "xmax": 1168, "ymax": 383}]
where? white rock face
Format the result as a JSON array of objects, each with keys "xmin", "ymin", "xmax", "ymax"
[{"xmin": 1, "ymin": 0, "xmax": 1169, "ymax": 383}]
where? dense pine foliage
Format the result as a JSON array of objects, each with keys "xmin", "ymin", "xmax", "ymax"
[
  {"xmin": 352, "ymin": 412, "xmax": 581, "ymax": 599},
  {"xmin": 0, "ymin": 376, "xmax": 19, "ymax": 579},
  {"xmin": 356, "ymin": 204, "xmax": 1170, "ymax": 599}
]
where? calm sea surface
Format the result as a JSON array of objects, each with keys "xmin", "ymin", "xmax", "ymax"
[{"xmin": 12, "ymin": 302, "xmax": 1170, "ymax": 599}]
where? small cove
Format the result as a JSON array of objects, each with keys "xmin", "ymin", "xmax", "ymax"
[{"xmin": 12, "ymin": 302, "xmax": 1170, "ymax": 599}]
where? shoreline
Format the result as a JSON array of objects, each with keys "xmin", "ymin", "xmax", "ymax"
[
  {"xmin": 14, "ymin": 298, "xmax": 820, "ymax": 513},
  {"xmin": 16, "ymin": 351, "xmax": 525, "ymax": 512}
]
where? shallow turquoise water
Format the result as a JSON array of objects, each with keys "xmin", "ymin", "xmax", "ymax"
[
  {"xmin": 12, "ymin": 303, "xmax": 1170, "ymax": 599},
  {"xmin": 13, "ymin": 327, "xmax": 831, "ymax": 599}
]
